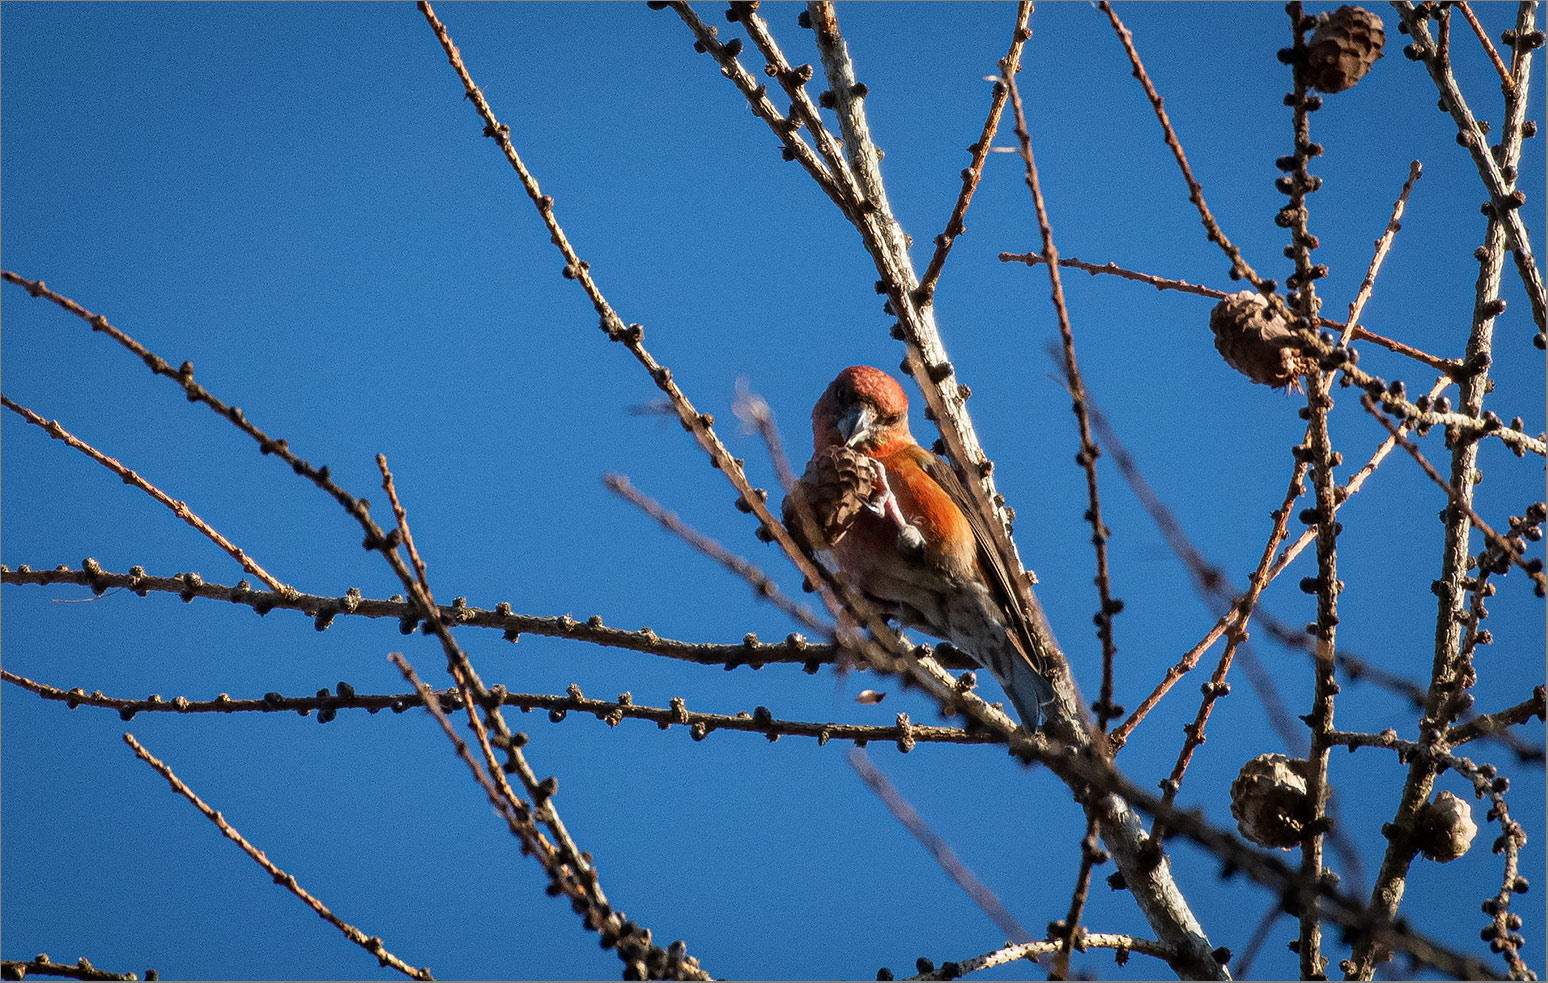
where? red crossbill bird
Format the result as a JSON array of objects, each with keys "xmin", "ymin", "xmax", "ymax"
[{"xmin": 785, "ymin": 365, "xmax": 1057, "ymax": 728}]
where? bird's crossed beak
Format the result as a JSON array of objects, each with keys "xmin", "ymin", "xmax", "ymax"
[{"xmin": 837, "ymin": 402, "xmax": 875, "ymax": 448}]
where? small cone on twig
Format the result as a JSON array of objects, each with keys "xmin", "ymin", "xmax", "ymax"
[
  {"xmin": 783, "ymin": 445, "xmax": 877, "ymax": 554},
  {"xmin": 1305, "ymin": 6, "xmax": 1385, "ymax": 93},
  {"xmin": 1416, "ymin": 790, "xmax": 1478, "ymax": 863},
  {"xmin": 1209, "ymin": 290, "xmax": 1315, "ymax": 390},
  {"xmin": 1230, "ymin": 753, "xmax": 1312, "ymax": 849}
]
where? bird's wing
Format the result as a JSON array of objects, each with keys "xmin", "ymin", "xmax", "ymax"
[{"xmin": 918, "ymin": 451, "xmax": 1053, "ymax": 676}]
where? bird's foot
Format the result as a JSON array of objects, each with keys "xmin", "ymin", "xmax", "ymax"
[{"xmin": 862, "ymin": 459, "xmax": 912, "ymax": 530}]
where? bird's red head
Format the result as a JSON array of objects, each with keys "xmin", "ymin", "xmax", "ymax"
[{"xmin": 811, "ymin": 365, "xmax": 914, "ymax": 454}]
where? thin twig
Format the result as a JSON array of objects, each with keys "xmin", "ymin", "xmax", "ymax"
[
  {"xmin": 1300, "ymin": 296, "xmax": 1341, "ymax": 962},
  {"xmin": 1447, "ymin": 688, "xmax": 1548, "ymax": 748},
  {"xmin": 1153, "ymin": 461, "xmax": 1307, "ymax": 789},
  {"xmin": 848, "ymin": 748, "xmax": 1035, "ymax": 945},
  {"xmin": 0, "ymin": 395, "xmax": 293, "ymax": 598},
  {"xmin": 121, "ymin": 733, "xmax": 434, "ymax": 980},
  {"xmin": 904, "ymin": 933, "xmax": 1175, "ymax": 981},
  {"xmin": 4, "ymin": 665, "xmax": 1008, "ymax": 748},
  {"xmin": 0, "ymin": 562, "xmax": 834, "ymax": 670},
  {"xmin": 379, "ymin": 455, "xmax": 431, "ymax": 595},
  {"xmin": 1361, "ymin": 397, "xmax": 1546, "ymax": 590},
  {"xmin": 1395, "ymin": 2, "xmax": 1546, "ymax": 334},
  {"xmin": 390, "ymin": 652, "xmax": 541, "ymax": 849},
  {"xmin": 1107, "ymin": 459, "xmax": 1303, "ymax": 751},
  {"xmin": 1455, "ymin": 0, "xmax": 1515, "ymax": 91},
  {"xmin": 602, "ymin": 472, "xmax": 830, "ymax": 637},
  {"xmin": 914, "ymin": 5, "xmax": 1033, "ymax": 301},
  {"xmin": 0, "ymin": 957, "xmax": 150, "ymax": 983},
  {"xmin": 1051, "ymin": 810, "xmax": 1104, "ymax": 979},
  {"xmin": 370, "ymin": 455, "xmax": 709, "ymax": 979},
  {"xmin": 1004, "ymin": 74, "xmax": 1123, "ymax": 732},
  {"xmin": 1097, "ymin": 1, "xmax": 1277, "ymax": 296},
  {"xmin": 731, "ymin": 378, "xmax": 797, "ymax": 493},
  {"xmin": 1281, "ymin": 8, "xmax": 1338, "ymax": 973},
  {"xmin": 998, "ymin": 251, "xmax": 1460, "ymax": 373},
  {"xmin": 0, "ymin": 272, "xmax": 365, "ymax": 520},
  {"xmin": 1438, "ymin": 1, "xmax": 1452, "ymax": 67},
  {"xmin": 1232, "ymin": 904, "xmax": 1284, "ymax": 980},
  {"xmin": 1340, "ymin": 160, "xmax": 1424, "ymax": 346}
]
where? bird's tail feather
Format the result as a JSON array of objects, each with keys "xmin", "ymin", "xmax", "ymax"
[
  {"xmin": 999, "ymin": 649, "xmax": 1058, "ymax": 730},
  {"xmin": 944, "ymin": 587, "xmax": 1057, "ymax": 729}
]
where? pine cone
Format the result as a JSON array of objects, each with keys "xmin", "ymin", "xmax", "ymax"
[
  {"xmin": 1230, "ymin": 753, "xmax": 1312, "ymax": 850},
  {"xmin": 1416, "ymin": 790, "xmax": 1478, "ymax": 863},
  {"xmin": 783, "ymin": 446, "xmax": 877, "ymax": 553},
  {"xmin": 1305, "ymin": 6, "xmax": 1385, "ymax": 93},
  {"xmin": 1209, "ymin": 290, "xmax": 1315, "ymax": 390}
]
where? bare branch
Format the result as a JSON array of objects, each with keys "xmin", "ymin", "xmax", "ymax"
[
  {"xmin": 915, "ymin": 6, "xmax": 1033, "ymax": 300},
  {"xmin": 1361, "ymin": 398, "xmax": 1546, "ymax": 590},
  {"xmin": 5, "ymin": 666, "xmax": 1000, "ymax": 748},
  {"xmin": 1097, "ymin": 2, "xmax": 1278, "ymax": 295},
  {"xmin": 0, "ymin": 395, "xmax": 293, "ymax": 598},
  {"xmin": 1395, "ymin": 1, "xmax": 1546, "ymax": 334},
  {"xmin": 904, "ymin": 933, "xmax": 1176, "ymax": 981},
  {"xmin": 1339, "ymin": 159, "xmax": 1424, "ymax": 346},
  {"xmin": 0, "ymin": 955, "xmax": 150, "ymax": 983},
  {"xmin": 848, "ymin": 748, "xmax": 1035, "ymax": 946},
  {"xmin": 1455, "ymin": 0, "xmax": 1516, "ymax": 91},
  {"xmin": 603, "ymin": 472, "xmax": 829, "ymax": 636},
  {"xmin": 0, "ymin": 562, "xmax": 831, "ymax": 669},
  {"xmin": 1000, "ymin": 250, "xmax": 1463, "ymax": 374},
  {"xmin": 1004, "ymin": 73, "xmax": 1123, "ymax": 731},
  {"xmin": 121, "ymin": 734, "xmax": 434, "ymax": 981},
  {"xmin": 1447, "ymin": 688, "xmax": 1548, "ymax": 748}
]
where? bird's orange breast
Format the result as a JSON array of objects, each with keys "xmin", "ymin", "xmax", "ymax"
[{"xmin": 870, "ymin": 441, "xmax": 977, "ymax": 577}]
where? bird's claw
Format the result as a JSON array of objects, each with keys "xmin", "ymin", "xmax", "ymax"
[
  {"xmin": 863, "ymin": 458, "xmax": 912, "ymax": 531},
  {"xmin": 896, "ymin": 523, "xmax": 926, "ymax": 562}
]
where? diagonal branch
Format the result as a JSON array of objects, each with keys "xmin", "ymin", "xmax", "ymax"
[
  {"xmin": 122, "ymin": 733, "xmax": 434, "ymax": 980},
  {"xmin": 1339, "ymin": 160, "xmax": 1423, "ymax": 347},
  {"xmin": 1395, "ymin": 1, "xmax": 1546, "ymax": 334},
  {"xmin": 1, "ymin": 395, "xmax": 294, "ymax": 599},
  {"xmin": 1097, "ymin": 2, "xmax": 1278, "ymax": 298},
  {"xmin": 914, "ymin": 6, "xmax": 1033, "ymax": 301},
  {"xmin": 1005, "ymin": 73, "xmax": 1123, "ymax": 731},
  {"xmin": 603, "ymin": 472, "xmax": 830, "ymax": 636},
  {"xmin": 1362, "ymin": 398, "xmax": 1546, "ymax": 590},
  {"xmin": 848, "ymin": 747, "xmax": 1036, "ymax": 945}
]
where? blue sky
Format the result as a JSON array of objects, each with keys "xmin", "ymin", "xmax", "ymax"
[{"xmin": 3, "ymin": 3, "xmax": 1544, "ymax": 980}]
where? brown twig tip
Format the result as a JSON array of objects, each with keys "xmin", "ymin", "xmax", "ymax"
[
  {"xmin": 1362, "ymin": 397, "xmax": 1546, "ymax": 592},
  {"xmin": 1340, "ymin": 159, "xmax": 1423, "ymax": 347},
  {"xmin": 120, "ymin": 733, "xmax": 435, "ymax": 980},
  {"xmin": 915, "ymin": 3, "xmax": 1033, "ymax": 299},
  {"xmin": 0, "ymin": 394, "xmax": 294, "ymax": 598},
  {"xmin": 1455, "ymin": 1, "xmax": 1515, "ymax": 91},
  {"xmin": 849, "ymin": 747, "xmax": 1035, "ymax": 943},
  {"xmin": 0, "ymin": 956, "xmax": 151, "ymax": 983},
  {"xmin": 604, "ymin": 471, "xmax": 831, "ymax": 634},
  {"xmin": 1097, "ymin": 2, "xmax": 1274, "ymax": 295}
]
